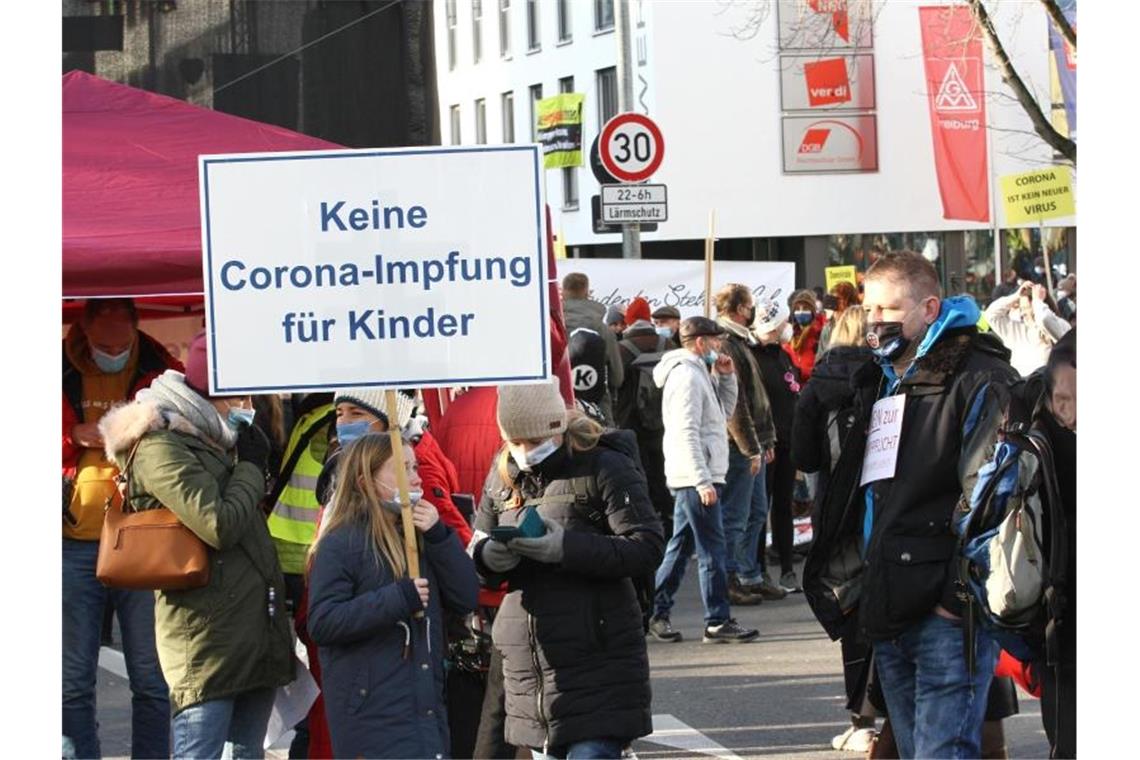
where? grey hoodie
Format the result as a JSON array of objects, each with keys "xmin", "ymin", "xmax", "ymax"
[{"xmin": 653, "ymin": 348, "xmax": 738, "ymax": 489}]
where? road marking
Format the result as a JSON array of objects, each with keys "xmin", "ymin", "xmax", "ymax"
[
  {"xmin": 98, "ymin": 647, "xmax": 128, "ymax": 680},
  {"xmin": 641, "ymin": 714, "xmax": 742, "ymax": 759}
]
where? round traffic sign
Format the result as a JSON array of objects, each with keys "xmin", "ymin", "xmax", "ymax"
[{"xmin": 598, "ymin": 113, "xmax": 664, "ymax": 183}]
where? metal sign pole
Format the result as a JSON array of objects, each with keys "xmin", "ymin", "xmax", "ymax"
[{"xmin": 615, "ymin": 0, "xmax": 641, "ymax": 259}]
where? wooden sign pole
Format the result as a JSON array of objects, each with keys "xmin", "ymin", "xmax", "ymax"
[
  {"xmin": 385, "ymin": 390, "xmax": 420, "ymax": 582},
  {"xmin": 703, "ymin": 210, "xmax": 716, "ymax": 318}
]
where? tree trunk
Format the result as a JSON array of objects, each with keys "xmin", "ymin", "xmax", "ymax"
[
  {"xmin": 968, "ymin": 0, "xmax": 1076, "ymax": 165},
  {"xmin": 1039, "ymin": 0, "xmax": 1076, "ymax": 51}
]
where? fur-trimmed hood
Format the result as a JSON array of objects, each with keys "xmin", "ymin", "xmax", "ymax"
[{"xmin": 100, "ymin": 399, "xmax": 226, "ymax": 467}]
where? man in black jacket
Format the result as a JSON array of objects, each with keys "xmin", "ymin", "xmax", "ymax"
[{"xmin": 804, "ymin": 252, "xmax": 1019, "ymax": 759}]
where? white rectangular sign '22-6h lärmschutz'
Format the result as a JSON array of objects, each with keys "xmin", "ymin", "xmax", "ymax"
[{"xmin": 199, "ymin": 145, "xmax": 549, "ymax": 394}]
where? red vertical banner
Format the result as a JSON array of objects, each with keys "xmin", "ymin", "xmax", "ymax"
[{"xmin": 919, "ymin": 6, "xmax": 990, "ymax": 222}]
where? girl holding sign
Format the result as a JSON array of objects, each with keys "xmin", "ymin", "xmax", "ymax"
[{"xmin": 306, "ymin": 434, "xmax": 478, "ymax": 759}]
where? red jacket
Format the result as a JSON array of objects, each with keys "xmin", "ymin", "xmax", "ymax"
[
  {"xmin": 782, "ymin": 312, "xmax": 826, "ymax": 381},
  {"xmin": 413, "ymin": 430, "xmax": 473, "ymax": 548},
  {"xmin": 62, "ymin": 328, "xmax": 183, "ymax": 475}
]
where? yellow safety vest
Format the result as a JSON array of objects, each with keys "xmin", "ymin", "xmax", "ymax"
[{"xmin": 268, "ymin": 404, "xmax": 333, "ymax": 573}]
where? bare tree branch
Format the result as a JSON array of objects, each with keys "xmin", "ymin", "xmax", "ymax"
[
  {"xmin": 1039, "ymin": 0, "xmax": 1076, "ymax": 51},
  {"xmin": 967, "ymin": 0, "xmax": 1075, "ymax": 164}
]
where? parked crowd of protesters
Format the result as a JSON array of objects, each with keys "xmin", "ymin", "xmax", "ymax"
[{"xmin": 63, "ymin": 252, "xmax": 1076, "ymax": 759}]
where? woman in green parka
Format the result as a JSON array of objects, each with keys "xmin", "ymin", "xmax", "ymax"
[{"xmin": 99, "ymin": 333, "xmax": 294, "ymax": 760}]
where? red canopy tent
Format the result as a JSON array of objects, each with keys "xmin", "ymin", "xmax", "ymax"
[
  {"xmin": 62, "ymin": 70, "xmax": 574, "ymax": 406},
  {"xmin": 62, "ymin": 70, "xmax": 338, "ymax": 308}
]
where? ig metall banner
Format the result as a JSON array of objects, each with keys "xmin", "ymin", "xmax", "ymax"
[
  {"xmin": 198, "ymin": 145, "xmax": 550, "ymax": 394},
  {"xmin": 536, "ymin": 93, "xmax": 585, "ymax": 169},
  {"xmin": 919, "ymin": 5, "xmax": 990, "ymax": 222}
]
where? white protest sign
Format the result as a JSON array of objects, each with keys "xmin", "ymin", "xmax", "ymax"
[
  {"xmin": 860, "ymin": 394, "xmax": 906, "ymax": 486},
  {"xmin": 199, "ymin": 146, "xmax": 549, "ymax": 394},
  {"xmin": 560, "ymin": 259, "xmax": 795, "ymax": 319}
]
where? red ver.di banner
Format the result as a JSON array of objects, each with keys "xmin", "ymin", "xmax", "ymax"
[{"xmin": 919, "ymin": 5, "xmax": 990, "ymax": 222}]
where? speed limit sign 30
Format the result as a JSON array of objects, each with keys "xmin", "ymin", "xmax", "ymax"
[{"xmin": 599, "ymin": 113, "xmax": 665, "ymax": 183}]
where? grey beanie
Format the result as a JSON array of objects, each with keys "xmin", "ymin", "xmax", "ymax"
[{"xmin": 496, "ymin": 378, "xmax": 569, "ymax": 440}]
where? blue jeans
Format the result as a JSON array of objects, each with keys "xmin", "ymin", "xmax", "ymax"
[
  {"xmin": 653, "ymin": 486, "xmax": 730, "ymax": 625},
  {"xmin": 531, "ymin": 737, "xmax": 626, "ymax": 759},
  {"xmin": 171, "ymin": 687, "xmax": 276, "ymax": 759},
  {"xmin": 721, "ymin": 446, "xmax": 766, "ymax": 585},
  {"xmin": 873, "ymin": 612, "xmax": 999, "ymax": 759},
  {"xmin": 62, "ymin": 539, "xmax": 170, "ymax": 759}
]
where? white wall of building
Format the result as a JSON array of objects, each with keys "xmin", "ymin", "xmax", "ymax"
[{"xmin": 434, "ymin": 0, "xmax": 1073, "ymax": 246}]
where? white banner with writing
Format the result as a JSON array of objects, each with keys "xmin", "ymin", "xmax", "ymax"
[
  {"xmin": 559, "ymin": 259, "xmax": 796, "ymax": 319},
  {"xmin": 199, "ymin": 145, "xmax": 549, "ymax": 394}
]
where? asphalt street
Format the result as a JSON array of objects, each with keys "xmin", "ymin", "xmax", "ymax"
[{"xmin": 92, "ymin": 556, "xmax": 1051, "ymax": 759}]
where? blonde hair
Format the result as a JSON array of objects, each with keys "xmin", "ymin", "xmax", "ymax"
[
  {"xmin": 308, "ymin": 434, "xmax": 409, "ymax": 577},
  {"xmin": 495, "ymin": 409, "xmax": 603, "ymax": 507},
  {"xmin": 829, "ymin": 306, "xmax": 868, "ymax": 348}
]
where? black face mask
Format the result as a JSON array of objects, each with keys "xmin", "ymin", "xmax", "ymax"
[{"xmin": 867, "ymin": 321, "xmax": 909, "ymax": 361}]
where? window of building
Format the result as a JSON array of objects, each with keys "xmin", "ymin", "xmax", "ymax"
[
  {"xmin": 558, "ymin": 76, "xmax": 578, "ymax": 209},
  {"xmin": 562, "ymin": 167, "xmax": 579, "ymax": 209},
  {"xmin": 527, "ymin": 0, "xmax": 540, "ymax": 51},
  {"xmin": 446, "ymin": 0, "xmax": 458, "ymax": 70},
  {"xmin": 502, "ymin": 91, "xmax": 515, "ymax": 143},
  {"xmin": 529, "ymin": 84, "xmax": 543, "ymax": 142},
  {"xmin": 499, "ymin": 0, "xmax": 511, "ymax": 57},
  {"xmin": 450, "ymin": 104, "xmax": 461, "ymax": 145},
  {"xmin": 594, "ymin": 0, "xmax": 614, "ymax": 31},
  {"xmin": 596, "ymin": 66, "xmax": 618, "ymax": 128},
  {"xmin": 826, "ymin": 232, "xmax": 949, "ymax": 290},
  {"xmin": 557, "ymin": 0, "xmax": 572, "ymax": 42},
  {"xmin": 472, "ymin": 0, "xmax": 483, "ymax": 63},
  {"xmin": 475, "ymin": 98, "xmax": 487, "ymax": 144}
]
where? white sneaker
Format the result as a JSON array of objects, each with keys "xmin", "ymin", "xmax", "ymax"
[{"xmin": 831, "ymin": 726, "xmax": 876, "ymax": 752}]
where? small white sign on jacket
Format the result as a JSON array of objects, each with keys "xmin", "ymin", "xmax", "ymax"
[
  {"xmin": 860, "ymin": 394, "xmax": 906, "ymax": 486},
  {"xmin": 199, "ymin": 145, "xmax": 549, "ymax": 394},
  {"xmin": 561, "ymin": 259, "xmax": 795, "ymax": 320}
]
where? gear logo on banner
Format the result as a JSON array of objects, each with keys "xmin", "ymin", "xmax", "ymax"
[{"xmin": 934, "ymin": 61, "xmax": 980, "ymax": 112}]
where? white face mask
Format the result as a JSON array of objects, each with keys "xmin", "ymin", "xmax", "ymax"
[
  {"xmin": 509, "ymin": 438, "xmax": 559, "ymax": 471},
  {"xmin": 377, "ymin": 482, "xmax": 423, "ymax": 514}
]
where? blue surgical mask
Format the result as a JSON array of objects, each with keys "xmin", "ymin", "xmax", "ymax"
[
  {"xmin": 793, "ymin": 310, "xmax": 814, "ymax": 326},
  {"xmin": 92, "ymin": 347, "xmax": 131, "ymax": 373},
  {"xmin": 336, "ymin": 421, "xmax": 373, "ymax": 446},
  {"xmin": 510, "ymin": 438, "xmax": 559, "ymax": 471},
  {"xmin": 655, "ymin": 326, "xmax": 674, "ymax": 339},
  {"xmin": 379, "ymin": 487, "xmax": 424, "ymax": 515},
  {"xmin": 226, "ymin": 407, "xmax": 256, "ymax": 429},
  {"xmin": 703, "ymin": 349, "xmax": 719, "ymax": 366}
]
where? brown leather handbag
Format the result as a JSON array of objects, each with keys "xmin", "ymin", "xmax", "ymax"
[{"xmin": 95, "ymin": 440, "xmax": 210, "ymax": 591}]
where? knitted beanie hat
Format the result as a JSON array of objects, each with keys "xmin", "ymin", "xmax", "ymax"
[
  {"xmin": 604, "ymin": 305, "xmax": 625, "ymax": 326},
  {"xmin": 496, "ymin": 378, "xmax": 568, "ymax": 440},
  {"xmin": 333, "ymin": 388, "xmax": 418, "ymax": 431},
  {"xmin": 625, "ymin": 297, "xmax": 652, "ymax": 325}
]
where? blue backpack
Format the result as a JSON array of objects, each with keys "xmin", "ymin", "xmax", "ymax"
[{"xmin": 952, "ymin": 377, "xmax": 1069, "ymax": 670}]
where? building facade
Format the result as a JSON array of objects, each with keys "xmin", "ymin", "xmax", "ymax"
[{"xmin": 433, "ymin": 0, "xmax": 1077, "ymax": 299}]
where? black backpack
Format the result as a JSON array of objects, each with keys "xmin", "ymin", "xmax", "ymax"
[
  {"xmin": 568, "ymin": 327, "xmax": 609, "ymax": 404},
  {"xmin": 619, "ymin": 336, "xmax": 669, "ymax": 432}
]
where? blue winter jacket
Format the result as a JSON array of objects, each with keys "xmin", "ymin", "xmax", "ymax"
[{"xmin": 307, "ymin": 518, "xmax": 478, "ymax": 759}]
